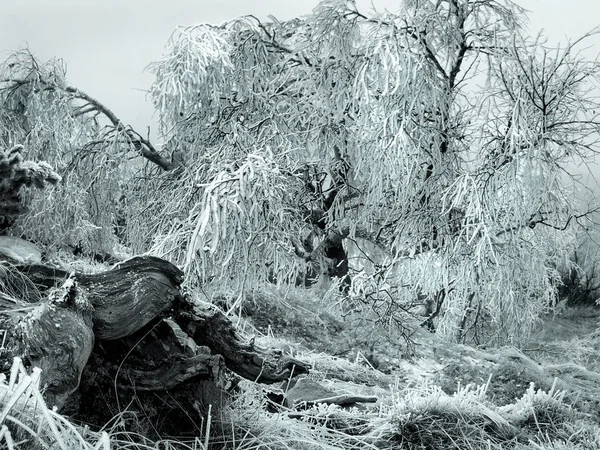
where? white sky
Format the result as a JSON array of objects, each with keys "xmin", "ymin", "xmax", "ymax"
[{"xmin": 1, "ymin": 0, "xmax": 599, "ymax": 143}]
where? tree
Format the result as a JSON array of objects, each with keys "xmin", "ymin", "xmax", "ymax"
[
  {"xmin": 0, "ymin": 49, "xmax": 174, "ymax": 256},
  {"xmin": 134, "ymin": 0, "xmax": 600, "ymax": 343},
  {"xmin": 0, "ymin": 144, "xmax": 61, "ymax": 231},
  {"xmin": 2, "ymin": 1, "xmax": 600, "ymax": 344}
]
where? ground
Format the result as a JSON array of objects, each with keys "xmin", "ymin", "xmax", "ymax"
[
  {"xmin": 3, "ymin": 274, "xmax": 600, "ymax": 449},
  {"xmin": 224, "ymin": 286, "xmax": 600, "ymax": 449}
]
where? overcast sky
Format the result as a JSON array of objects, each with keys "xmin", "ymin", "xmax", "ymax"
[{"xmin": 1, "ymin": 0, "xmax": 599, "ymax": 145}]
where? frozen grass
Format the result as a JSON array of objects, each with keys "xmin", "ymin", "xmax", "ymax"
[
  {"xmin": 3, "ymin": 345, "xmax": 600, "ymax": 449},
  {"xmin": 2, "ymin": 280, "xmax": 600, "ymax": 449},
  {"xmin": 0, "ymin": 357, "xmax": 110, "ymax": 449},
  {"xmin": 217, "ymin": 363, "xmax": 599, "ymax": 450}
]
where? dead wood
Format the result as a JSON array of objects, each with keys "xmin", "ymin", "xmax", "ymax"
[
  {"xmin": 0, "ymin": 255, "xmax": 309, "ymax": 435},
  {"xmin": 0, "ymin": 276, "xmax": 94, "ymax": 409},
  {"xmin": 178, "ymin": 300, "xmax": 309, "ymax": 383},
  {"xmin": 16, "ymin": 256, "xmax": 183, "ymax": 340}
]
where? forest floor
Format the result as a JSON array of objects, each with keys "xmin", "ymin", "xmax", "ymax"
[
  {"xmin": 3, "ymin": 259, "xmax": 600, "ymax": 449},
  {"xmin": 213, "ymin": 287, "xmax": 600, "ymax": 450}
]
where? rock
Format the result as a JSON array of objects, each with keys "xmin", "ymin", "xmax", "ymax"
[
  {"xmin": 0, "ymin": 236, "xmax": 41, "ymax": 264},
  {"xmin": 284, "ymin": 377, "xmax": 336, "ymax": 407},
  {"xmin": 278, "ymin": 377, "xmax": 378, "ymax": 408}
]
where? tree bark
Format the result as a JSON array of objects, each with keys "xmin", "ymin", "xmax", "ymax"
[
  {"xmin": 0, "ymin": 278, "xmax": 94, "ymax": 409},
  {"xmin": 0, "ymin": 255, "xmax": 309, "ymax": 435}
]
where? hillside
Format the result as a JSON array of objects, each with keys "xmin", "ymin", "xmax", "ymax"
[{"xmin": 2, "ymin": 272, "xmax": 600, "ymax": 450}]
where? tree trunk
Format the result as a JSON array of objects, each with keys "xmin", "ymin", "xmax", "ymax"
[
  {"xmin": 0, "ymin": 256, "xmax": 309, "ymax": 437},
  {"xmin": 296, "ymin": 230, "xmax": 351, "ymax": 291}
]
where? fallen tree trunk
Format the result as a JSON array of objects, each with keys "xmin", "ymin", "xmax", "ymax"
[
  {"xmin": 13, "ymin": 256, "xmax": 184, "ymax": 340},
  {"xmin": 0, "ymin": 256, "xmax": 309, "ymax": 436}
]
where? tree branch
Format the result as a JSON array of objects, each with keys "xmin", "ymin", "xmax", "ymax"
[{"xmin": 64, "ymin": 86, "xmax": 175, "ymax": 170}]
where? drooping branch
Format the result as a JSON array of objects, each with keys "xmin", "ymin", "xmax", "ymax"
[
  {"xmin": 63, "ymin": 86, "xmax": 175, "ymax": 171},
  {"xmin": 1, "ymin": 51, "xmax": 175, "ymax": 171}
]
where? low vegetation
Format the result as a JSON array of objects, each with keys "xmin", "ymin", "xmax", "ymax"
[{"xmin": 1, "ymin": 281, "xmax": 600, "ymax": 449}]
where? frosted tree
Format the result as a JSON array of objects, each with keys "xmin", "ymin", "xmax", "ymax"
[
  {"xmin": 140, "ymin": 0, "xmax": 600, "ymax": 343},
  {"xmin": 0, "ymin": 144, "xmax": 61, "ymax": 231},
  {"xmin": 0, "ymin": 49, "xmax": 174, "ymax": 254},
  {"xmin": 2, "ymin": 1, "xmax": 599, "ymax": 344}
]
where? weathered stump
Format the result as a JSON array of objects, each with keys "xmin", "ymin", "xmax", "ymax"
[
  {"xmin": 0, "ymin": 256, "xmax": 309, "ymax": 436},
  {"xmin": 0, "ymin": 277, "xmax": 94, "ymax": 409}
]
